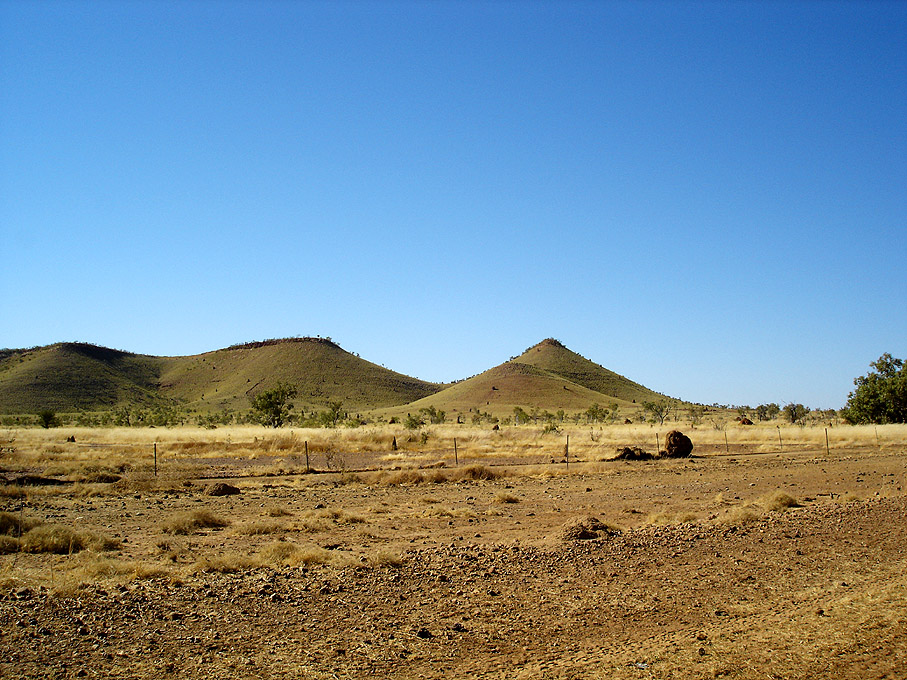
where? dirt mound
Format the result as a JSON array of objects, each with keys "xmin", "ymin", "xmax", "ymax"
[
  {"xmin": 559, "ymin": 515, "xmax": 619, "ymax": 541},
  {"xmin": 613, "ymin": 446, "xmax": 654, "ymax": 460},
  {"xmin": 205, "ymin": 482, "xmax": 241, "ymax": 496},
  {"xmin": 663, "ymin": 430, "xmax": 693, "ymax": 458}
]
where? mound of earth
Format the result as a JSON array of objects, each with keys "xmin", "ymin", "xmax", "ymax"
[
  {"xmin": 205, "ymin": 482, "xmax": 241, "ymax": 496},
  {"xmin": 613, "ymin": 446, "xmax": 654, "ymax": 460},
  {"xmin": 663, "ymin": 430, "xmax": 693, "ymax": 458}
]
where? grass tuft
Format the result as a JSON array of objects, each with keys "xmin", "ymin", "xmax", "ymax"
[
  {"xmin": 161, "ymin": 510, "xmax": 229, "ymax": 535},
  {"xmin": 762, "ymin": 491, "xmax": 802, "ymax": 512}
]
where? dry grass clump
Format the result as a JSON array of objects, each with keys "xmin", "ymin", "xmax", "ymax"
[
  {"xmin": 257, "ymin": 541, "xmax": 350, "ymax": 567},
  {"xmin": 370, "ymin": 463, "xmax": 503, "ymax": 486},
  {"xmin": 234, "ymin": 520, "xmax": 284, "ymax": 535},
  {"xmin": 721, "ymin": 506, "xmax": 761, "ymax": 525},
  {"xmin": 762, "ymin": 491, "xmax": 802, "ymax": 512},
  {"xmin": 0, "ymin": 512, "xmax": 119, "ymax": 554},
  {"xmin": 0, "ymin": 535, "xmax": 21, "ymax": 554},
  {"xmin": 161, "ymin": 510, "xmax": 229, "ymax": 535},
  {"xmin": 20, "ymin": 524, "xmax": 119, "ymax": 554},
  {"xmin": 264, "ymin": 505, "xmax": 292, "ymax": 517},
  {"xmin": 293, "ymin": 508, "xmax": 366, "ymax": 533},
  {"xmin": 454, "ymin": 464, "xmax": 501, "ymax": 481},
  {"xmin": 374, "ymin": 469, "xmax": 446, "ymax": 486},
  {"xmin": 68, "ymin": 554, "xmax": 170, "ymax": 581},
  {"xmin": 494, "ymin": 492, "xmax": 520, "ymax": 504},
  {"xmin": 366, "ymin": 549, "xmax": 404, "ymax": 567},
  {"xmin": 424, "ymin": 505, "xmax": 475, "ymax": 519},
  {"xmin": 0, "ymin": 511, "xmax": 40, "ymax": 536}
]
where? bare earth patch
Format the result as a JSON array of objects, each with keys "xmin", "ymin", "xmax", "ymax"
[{"xmin": 1, "ymin": 438, "xmax": 906, "ymax": 679}]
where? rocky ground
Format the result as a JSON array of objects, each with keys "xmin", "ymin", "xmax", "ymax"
[{"xmin": 2, "ymin": 446, "xmax": 906, "ymax": 679}]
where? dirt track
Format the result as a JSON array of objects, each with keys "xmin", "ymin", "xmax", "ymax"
[{"xmin": 2, "ymin": 446, "xmax": 906, "ymax": 679}]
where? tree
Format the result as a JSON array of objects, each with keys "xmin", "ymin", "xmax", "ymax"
[
  {"xmin": 642, "ymin": 399, "xmax": 672, "ymax": 425},
  {"xmin": 584, "ymin": 403, "xmax": 609, "ymax": 424},
  {"xmin": 842, "ymin": 354, "xmax": 907, "ymax": 424},
  {"xmin": 755, "ymin": 403, "xmax": 780, "ymax": 421},
  {"xmin": 319, "ymin": 400, "xmax": 345, "ymax": 428},
  {"xmin": 250, "ymin": 382, "xmax": 297, "ymax": 428},
  {"xmin": 782, "ymin": 403, "xmax": 810, "ymax": 424},
  {"xmin": 513, "ymin": 406, "xmax": 531, "ymax": 425},
  {"xmin": 419, "ymin": 405, "xmax": 446, "ymax": 424},
  {"xmin": 38, "ymin": 410, "xmax": 57, "ymax": 429}
]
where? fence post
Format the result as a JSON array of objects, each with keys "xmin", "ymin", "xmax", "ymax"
[
  {"xmin": 565, "ymin": 435, "xmax": 569, "ymax": 470},
  {"xmin": 154, "ymin": 442, "xmax": 157, "ymax": 477},
  {"xmin": 454, "ymin": 438, "xmax": 458, "ymax": 466},
  {"xmin": 725, "ymin": 431, "xmax": 729, "ymax": 454},
  {"xmin": 305, "ymin": 440, "xmax": 310, "ymax": 472},
  {"xmin": 777, "ymin": 427, "xmax": 783, "ymax": 452},
  {"xmin": 825, "ymin": 428, "xmax": 830, "ymax": 456}
]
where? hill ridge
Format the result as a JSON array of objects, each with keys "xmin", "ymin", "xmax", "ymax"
[{"xmin": 0, "ymin": 337, "xmax": 674, "ymax": 416}]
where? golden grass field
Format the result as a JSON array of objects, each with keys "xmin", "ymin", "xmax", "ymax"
[{"xmin": 1, "ymin": 422, "xmax": 906, "ymax": 678}]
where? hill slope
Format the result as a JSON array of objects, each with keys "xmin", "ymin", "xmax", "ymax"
[
  {"xmin": 0, "ymin": 339, "xmax": 441, "ymax": 414},
  {"xmin": 0, "ymin": 343, "xmax": 166, "ymax": 413},
  {"xmin": 0, "ymin": 337, "xmax": 672, "ymax": 417},
  {"xmin": 514, "ymin": 338, "xmax": 662, "ymax": 404},
  {"xmin": 157, "ymin": 338, "xmax": 440, "ymax": 412},
  {"xmin": 387, "ymin": 339, "xmax": 669, "ymax": 419}
]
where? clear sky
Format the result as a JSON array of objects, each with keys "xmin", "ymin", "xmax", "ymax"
[{"xmin": 2, "ymin": 0, "xmax": 905, "ymax": 409}]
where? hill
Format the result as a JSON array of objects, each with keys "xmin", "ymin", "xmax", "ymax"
[
  {"xmin": 514, "ymin": 338, "xmax": 662, "ymax": 404},
  {"xmin": 0, "ymin": 343, "xmax": 167, "ymax": 413},
  {"xmin": 156, "ymin": 338, "xmax": 440, "ymax": 412},
  {"xmin": 0, "ymin": 337, "xmax": 673, "ymax": 418},
  {"xmin": 0, "ymin": 339, "xmax": 440, "ymax": 414},
  {"xmin": 385, "ymin": 339, "xmax": 669, "ymax": 419}
]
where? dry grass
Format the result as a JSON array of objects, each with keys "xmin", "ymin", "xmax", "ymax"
[
  {"xmin": 494, "ymin": 492, "xmax": 520, "ymax": 504},
  {"xmin": 366, "ymin": 549, "xmax": 404, "ymax": 567},
  {"xmin": 0, "ymin": 512, "xmax": 119, "ymax": 554},
  {"xmin": 722, "ymin": 506, "xmax": 761, "ymax": 525},
  {"xmin": 257, "ymin": 541, "xmax": 351, "ymax": 568},
  {"xmin": 234, "ymin": 520, "xmax": 285, "ymax": 535},
  {"xmin": 161, "ymin": 510, "xmax": 229, "ymax": 535},
  {"xmin": 761, "ymin": 491, "xmax": 802, "ymax": 512}
]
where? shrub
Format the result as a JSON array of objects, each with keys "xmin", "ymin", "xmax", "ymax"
[
  {"xmin": 842, "ymin": 353, "xmax": 907, "ymax": 424},
  {"xmin": 18, "ymin": 524, "xmax": 119, "ymax": 554},
  {"xmin": 763, "ymin": 491, "xmax": 801, "ymax": 512},
  {"xmin": 161, "ymin": 510, "xmax": 229, "ymax": 535}
]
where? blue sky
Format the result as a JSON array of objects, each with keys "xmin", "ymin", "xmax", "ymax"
[{"xmin": 2, "ymin": 0, "xmax": 905, "ymax": 409}]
